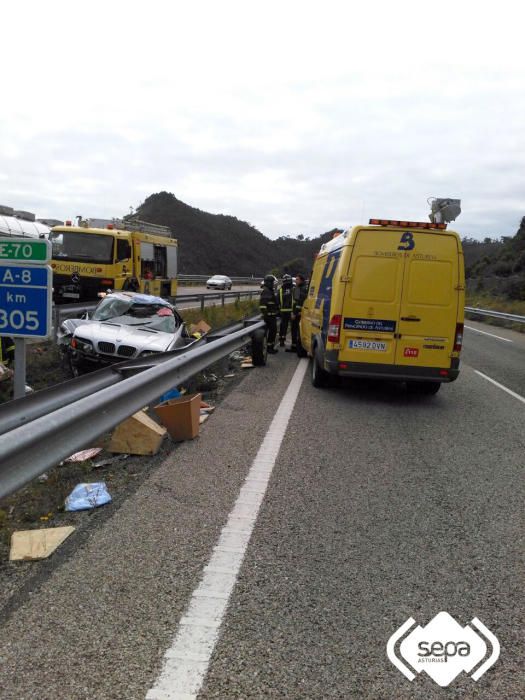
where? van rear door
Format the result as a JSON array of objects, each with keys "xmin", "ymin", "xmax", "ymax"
[
  {"xmin": 395, "ymin": 232, "xmax": 459, "ymax": 368},
  {"xmin": 339, "ymin": 228, "xmax": 404, "ymax": 365}
]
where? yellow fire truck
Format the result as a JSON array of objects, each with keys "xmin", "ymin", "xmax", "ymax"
[{"xmin": 49, "ymin": 218, "xmax": 178, "ymax": 302}]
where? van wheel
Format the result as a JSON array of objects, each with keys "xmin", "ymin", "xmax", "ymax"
[
  {"xmin": 406, "ymin": 381, "xmax": 441, "ymax": 395},
  {"xmin": 311, "ymin": 352, "xmax": 328, "ymax": 388},
  {"xmin": 251, "ymin": 331, "xmax": 267, "ymax": 366}
]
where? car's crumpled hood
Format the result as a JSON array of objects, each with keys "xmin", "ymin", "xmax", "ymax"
[{"xmin": 74, "ymin": 321, "xmax": 181, "ymax": 352}]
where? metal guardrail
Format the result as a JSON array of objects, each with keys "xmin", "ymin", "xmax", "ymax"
[
  {"xmin": 178, "ymin": 274, "xmax": 262, "ymax": 284},
  {"xmin": 0, "ymin": 317, "xmax": 260, "ymax": 436},
  {"xmin": 175, "ymin": 289, "xmax": 260, "ymax": 312},
  {"xmin": 0, "ymin": 319, "xmax": 265, "ymax": 499},
  {"xmin": 464, "ymin": 307, "xmax": 525, "ymax": 324}
]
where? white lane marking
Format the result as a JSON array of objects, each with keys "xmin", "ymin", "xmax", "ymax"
[
  {"xmin": 475, "ymin": 369, "xmax": 525, "ymax": 405},
  {"xmin": 146, "ymin": 359, "xmax": 309, "ymax": 700},
  {"xmin": 465, "ymin": 325, "xmax": 513, "ymax": 343}
]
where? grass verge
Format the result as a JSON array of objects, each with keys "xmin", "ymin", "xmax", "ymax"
[{"xmin": 465, "ymin": 293, "xmax": 525, "ymax": 333}]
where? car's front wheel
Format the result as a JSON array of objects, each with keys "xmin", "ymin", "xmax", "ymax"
[{"xmin": 68, "ymin": 354, "xmax": 85, "ymax": 378}]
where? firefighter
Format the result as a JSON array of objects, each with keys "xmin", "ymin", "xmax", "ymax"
[
  {"xmin": 0, "ymin": 336, "xmax": 15, "ymax": 366},
  {"xmin": 259, "ymin": 275, "xmax": 279, "ymax": 354},
  {"xmin": 289, "ymin": 273, "xmax": 308, "ymax": 352},
  {"xmin": 278, "ymin": 274, "xmax": 294, "ymax": 347}
]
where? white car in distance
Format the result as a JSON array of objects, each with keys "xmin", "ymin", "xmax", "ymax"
[{"xmin": 206, "ymin": 275, "xmax": 232, "ymax": 290}]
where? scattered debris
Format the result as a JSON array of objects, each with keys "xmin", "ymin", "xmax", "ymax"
[
  {"xmin": 0, "ymin": 362, "xmax": 13, "ymax": 382},
  {"xmin": 91, "ymin": 454, "xmax": 130, "ymax": 469},
  {"xmin": 65, "ymin": 447, "xmax": 103, "ymax": 463},
  {"xmin": 65, "ymin": 483, "xmax": 112, "ymax": 511},
  {"xmin": 224, "ymin": 373, "xmax": 236, "ymax": 379},
  {"xmin": 37, "ymin": 473, "xmax": 49, "ymax": 482},
  {"xmin": 199, "ymin": 414, "xmax": 209, "ymax": 425},
  {"xmin": 241, "ymin": 361, "xmax": 254, "ymax": 369},
  {"xmin": 197, "ymin": 372, "xmax": 219, "ymax": 391},
  {"xmin": 200, "ymin": 401, "xmax": 215, "ymax": 414},
  {"xmin": 229, "ymin": 351, "xmax": 244, "ymax": 361},
  {"xmin": 189, "ymin": 319, "xmax": 211, "ymax": 336},
  {"xmin": 10, "ymin": 526, "xmax": 76, "ymax": 561},
  {"xmin": 159, "ymin": 387, "xmax": 181, "ymax": 403},
  {"xmin": 108, "ymin": 411, "xmax": 166, "ymax": 455},
  {"xmin": 155, "ymin": 393, "xmax": 201, "ymax": 441}
]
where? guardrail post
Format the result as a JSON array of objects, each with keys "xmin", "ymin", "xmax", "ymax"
[
  {"xmin": 53, "ymin": 305, "xmax": 59, "ymax": 341},
  {"xmin": 13, "ymin": 339, "xmax": 27, "ymax": 400},
  {"xmin": 200, "ymin": 295, "xmax": 205, "ymax": 312},
  {"xmin": 221, "ymin": 294, "xmax": 225, "ymax": 307}
]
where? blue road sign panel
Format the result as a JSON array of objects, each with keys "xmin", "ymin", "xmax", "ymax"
[{"xmin": 0, "ymin": 264, "xmax": 52, "ymax": 338}]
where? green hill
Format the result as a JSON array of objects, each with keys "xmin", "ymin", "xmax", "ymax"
[
  {"xmin": 134, "ymin": 191, "xmax": 332, "ymax": 277},
  {"xmin": 135, "ymin": 192, "xmax": 524, "ymax": 300},
  {"xmin": 464, "ymin": 217, "xmax": 525, "ymax": 300}
]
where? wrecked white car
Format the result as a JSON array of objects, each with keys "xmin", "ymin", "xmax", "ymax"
[{"xmin": 59, "ymin": 292, "xmax": 198, "ymax": 375}]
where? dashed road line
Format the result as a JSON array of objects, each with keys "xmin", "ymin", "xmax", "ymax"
[
  {"xmin": 146, "ymin": 358, "xmax": 309, "ymax": 700},
  {"xmin": 465, "ymin": 325, "xmax": 513, "ymax": 343},
  {"xmin": 475, "ymin": 369, "xmax": 525, "ymax": 405}
]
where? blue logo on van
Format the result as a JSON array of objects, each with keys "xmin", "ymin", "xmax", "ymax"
[
  {"xmin": 315, "ymin": 250, "xmax": 341, "ymax": 340},
  {"xmin": 344, "ymin": 318, "xmax": 396, "ymax": 332}
]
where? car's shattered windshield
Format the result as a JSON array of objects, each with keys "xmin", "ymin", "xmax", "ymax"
[{"xmin": 92, "ymin": 297, "xmax": 178, "ymax": 333}]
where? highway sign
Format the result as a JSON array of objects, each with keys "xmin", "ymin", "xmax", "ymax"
[
  {"xmin": 0, "ymin": 237, "xmax": 51, "ymax": 264},
  {"xmin": 0, "ymin": 264, "xmax": 52, "ymax": 338}
]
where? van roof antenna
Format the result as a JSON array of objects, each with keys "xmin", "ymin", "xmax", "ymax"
[{"xmin": 428, "ymin": 197, "xmax": 461, "ymax": 224}]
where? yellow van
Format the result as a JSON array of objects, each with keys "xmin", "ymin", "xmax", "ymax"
[{"xmin": 299, "ymin": 219, "xmax": 465, "ymax": 394}]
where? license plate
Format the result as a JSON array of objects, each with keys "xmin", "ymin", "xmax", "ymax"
[
  {"xmin": 349, "ymin": 340, "xmax": 387, "ymax": 351},
  {"xmin": 62, "ymin": 292, "xmax": 80, "ymax": 299}
]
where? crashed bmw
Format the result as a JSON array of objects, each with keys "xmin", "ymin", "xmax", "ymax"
[{"xmin": 59, "ymin": 292, "xmax": 198, "ymax": 374}]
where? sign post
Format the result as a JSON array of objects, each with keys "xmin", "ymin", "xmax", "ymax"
[{"xmin": 0, "ymin": 238, "xmax": 52, "ymax": 399}]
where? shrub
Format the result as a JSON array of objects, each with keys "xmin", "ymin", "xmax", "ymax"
[{"xmin": 492, "ymin": 261, "xmax": 513, "ymax": 277}]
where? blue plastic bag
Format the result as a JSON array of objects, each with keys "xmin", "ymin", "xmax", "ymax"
[
  {"xmin": 159, "ymin": 387, "xmax": 181, "ymax": 403},
  {"xmin": 65, "ymin": 482, "xmax": 112, "ymax": 511}
]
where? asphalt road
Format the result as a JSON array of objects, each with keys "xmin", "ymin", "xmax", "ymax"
[
  {"xmin": 462, "ymin": 317, "xmax": 525, "ymax": 396},
  {"xmin": 0, "ymin": 322, "xmax": 523, "ymax": 699}
]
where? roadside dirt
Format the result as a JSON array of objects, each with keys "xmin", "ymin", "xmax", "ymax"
[
  {"xmin": 0, "ymin": 298, "xmax": 260, "ymax": 616},
  {"xmin": 0, "ymin": 341, "xmax": 71, "ymax": 404},
  {"xmin": 0, "ymin": 344, "xmax": 254, "ymax": 619}
]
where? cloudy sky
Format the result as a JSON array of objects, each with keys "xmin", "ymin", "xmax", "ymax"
[{"xmin": 1, "ymin": 1, "xmax": 524, "ymax": 240}]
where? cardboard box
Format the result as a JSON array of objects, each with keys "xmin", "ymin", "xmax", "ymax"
[
  {"xmin": 154, "ymin": 393, "xmax": 201, "ymax": 441},
  {"xmin": 189, "ymin": 319, "xmax": 211, "ymax": 336},
  {"xmin": 108, "ymin": 410, "xmax": 166, "ymax": 455}
]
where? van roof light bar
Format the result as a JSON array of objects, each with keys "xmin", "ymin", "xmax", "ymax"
[{"xmin": 369, "ymin": 218, "xmax": 447, "ymax": 230}]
